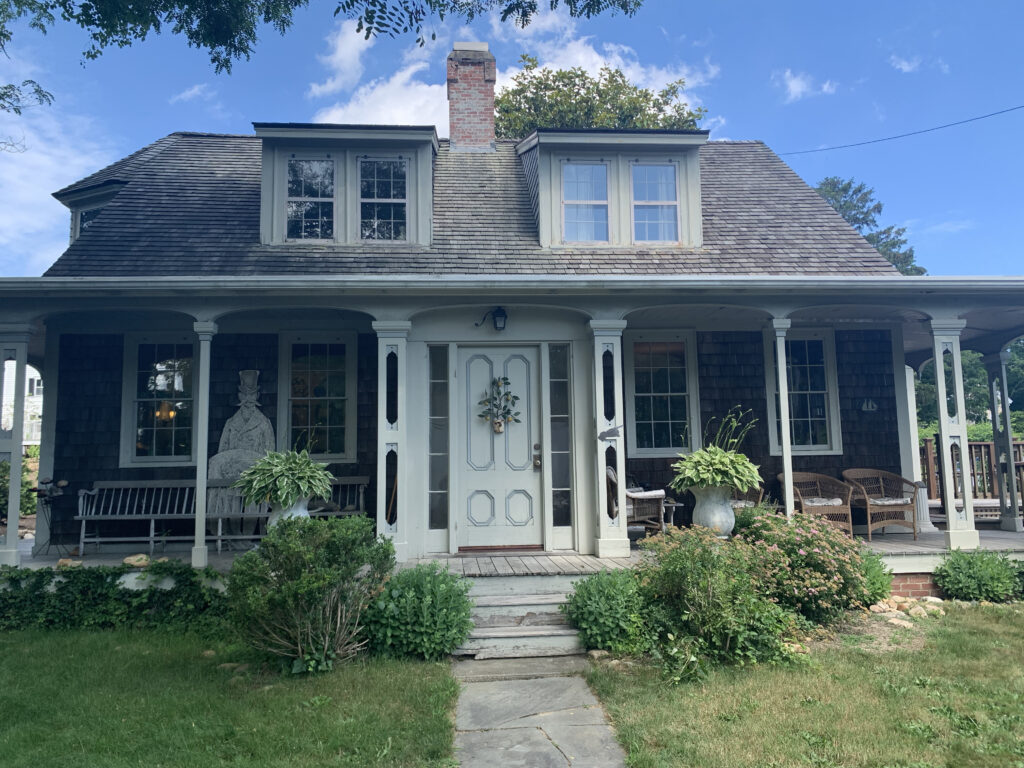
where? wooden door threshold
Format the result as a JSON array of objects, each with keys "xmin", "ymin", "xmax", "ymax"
[{"xmin": 457, "ymin": 545, "xmax": 544, "ymax": 554}]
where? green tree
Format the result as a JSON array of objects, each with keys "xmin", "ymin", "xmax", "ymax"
[
  {"xmin": 815, "ymin": 176, "xmax": 925, "ymax": 276},
  {"xmin": 494, "ymin": 55, "xmax": 704, "ymax": 139},
  {"xmin": 916, "ymin": 350, "xmax": 989, "ymax": 425},
  {"xmin": 0, "ymin": 0, "xmax": 642, "ymax": 112}
]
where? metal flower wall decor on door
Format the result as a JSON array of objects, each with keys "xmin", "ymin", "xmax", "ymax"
[{"xmin": 478, "ymin": 376, "xmax": 521, "ymax": 434}]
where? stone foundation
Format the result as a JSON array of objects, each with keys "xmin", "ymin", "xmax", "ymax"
[{"xmin": 891, "ymin": 572, "xmax": 942, "ymax": 599}]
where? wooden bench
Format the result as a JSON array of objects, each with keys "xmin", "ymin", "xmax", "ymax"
[{"xmin": 75, "ymin": 476, "xmax": 370, "ymax": 555}]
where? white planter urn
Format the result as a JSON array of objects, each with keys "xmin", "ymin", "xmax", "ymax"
[
  {"xmin": 267, "ymin": 497, "xmax": 311, "ymax": 528},
  {"xmin": 690, "ymin": 485, "xmax": 735, "ymax": 538}
]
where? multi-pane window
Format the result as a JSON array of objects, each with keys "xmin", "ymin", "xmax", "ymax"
[
  {"xmin": 132, "ymin": 343, "xmax": 193, "ymax": 459},
  {"xmin": 766, "ymin": 330, "xmax": 841, "ymax": 454},
  {"xmin": 562, "ymin": 163, "xmax": 609, "ymax": 242},
  {"xmin": 626, "ymin": 335, "xmax": 698, "ymax": 457},
  {"xmin": 427, "ymin": 346, "xmax": 449, "ymax": 530},
  {"xmin": 549, "ymin": 345, "xmax": 573, "ymax": 527},
  {"xmin": 631, "ymin": 164, "xmax": 678, "ymax": 242},
  {"xmin": 360, "ymin": 159, "xmax": 407, "ymax": 240},
  {"xmin": 79, "ymin": 207, "xmax": 103, "ymax": 234},
  {"xmin": 27, "ymin": 378, "xmax": 43, "ymax": 396},
  {"xmin": 287, "ymin": 159, "xmax": 334, "ymax": 240},
  {"xmin": 289, "ymin": 342, "xmax": 348, "ymax": 455}
]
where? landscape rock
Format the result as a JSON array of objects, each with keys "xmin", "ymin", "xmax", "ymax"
[
  {"xmin": 896, "ymin": 602, "xmax": 911, "ymax": 612},
  {"xmin": 588, "ymin": 650, "xmax": 610, "ymax": 660},
  {"xmin": 908, "ymin": 606, "xmax": 928, "ymax": 618},
  {"xmin": 869, "ymin": 604, "xmax": 887, "ymax": 613},
  {"xmin": 920, "ymin": 596, "xmax": 944, "ymax": 604},
  {"xmin": 887, "ymin": 618, "xmax": 914, "ymax": 629},
  {"xmin": 55, "ymin": 558, "xmax": 83, "ymax": 568},
  {"xmin": 201, "ymin": 650, "xmax": 217, "ymax": 658},
  {"xmin": 980, "ymin": 600, "xmax": 994, "ymax": 607},
  {"xmin": 123, "ymin": 554, "xmax": 150, "ymax": 568},
  {"xmin": 217, "ymin": 662, "xmax": 240, "ymax": 671}
]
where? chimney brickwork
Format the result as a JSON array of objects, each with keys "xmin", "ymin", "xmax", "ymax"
[{"xmin": 446, "ymin": 42, "xmax": 497, "ymax": 153}]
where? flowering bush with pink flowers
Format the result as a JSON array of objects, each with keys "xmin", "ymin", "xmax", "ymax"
[{"xmin": 737, "ymin": 513, "xmax": 870, "ymax": 624}]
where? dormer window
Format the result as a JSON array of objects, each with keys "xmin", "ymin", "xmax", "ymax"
[
  {"xmin": 359, "ymin": 158, "xmax": 408, "ymax": 241},
  {"xmin": 79, "ymin": 207, "xmax": 104, "ymax": 234},
  {"xmin": 562, "ymin": 162, "xmax": 609, "ymax": 242},
  {"xmin": 631, "ymin": 163, "xmax": 679, "ymax": 242},
  {"xmin": 287, "ymin": 159, "xmax": 335, "ymax": 240}
]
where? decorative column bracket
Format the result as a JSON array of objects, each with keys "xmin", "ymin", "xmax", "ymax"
[
  {"xmin": 984, "ymin": 350, "xmax": 1022, "ymax": 532},
  {"xmin": 930, "ymin": 319, "xmax": 979, "ymax": 550}
]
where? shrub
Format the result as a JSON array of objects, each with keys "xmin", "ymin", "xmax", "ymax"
[
  {"xmin": 638, "ymin": 526, "xmax": 798, "ymax": 673},
  {"xmin": 737, "ymin": 513, "xmax": 869, "ymax": 624},
  {"xmin": 732, "ymin": 503, "xmax": 781, "ymax": 533},
  {"xmin": 861, "ymin": 550, "xmax": 893, "ymax": 604},
  {"xmin": 0, "ymin": 560, "xmax": 227, "ymax": 634},
  {"xmin": 227, "ymin": 516, "xmax": 394, "ymax": 673},
  {"xmin": 364, "ymin": 562, "xmax": 473, "ymax": 660},
  {"xmin": 934, "ymin": 549, "xmax": 1018, "ymax": 602},
  {"xmin": 0, "ymin": 460, "xmax": 36, "ymax": 522},
  {"xmin": 561, "ymin": 569, "xmax": 647, "ymax": 654}
]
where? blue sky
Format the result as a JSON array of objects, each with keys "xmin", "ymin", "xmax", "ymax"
[{"xmin": 0, "ymin": 0, "xmax": 1021, "ymax": 276}]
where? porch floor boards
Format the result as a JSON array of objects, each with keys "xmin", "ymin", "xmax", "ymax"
[
  {"xmin": 413, "ymin": 550, "xmax": 642, "ymax": 577},
  {"xmin": 863, "ymin": 530, "xmax": 1024, "ymax": 556}
]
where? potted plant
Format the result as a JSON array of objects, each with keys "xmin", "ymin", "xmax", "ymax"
[
  {"xmin": 233, "ymin": 449, "xmax": 334, "ymax": 528},
  {"xmin": 669, "ymin": 408, "xmax": 761, "ymax": 537}
]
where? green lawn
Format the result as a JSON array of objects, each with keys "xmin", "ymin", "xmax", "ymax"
[
  {"xmin": 0, "ymin": 630, "xmax": 458, "ymax": 768},
  {"xmin": 588, "ymin": 606, "xmax": 1024, "ymax": 768}
]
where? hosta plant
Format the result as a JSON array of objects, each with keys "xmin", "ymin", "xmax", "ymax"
[
  {"xmin": 233, "ymin": 449, "xmax": 333, "ymax": 511},
  {"xmin": 669, "ymin": 445, "xmax": 761, "ymax": 494}
]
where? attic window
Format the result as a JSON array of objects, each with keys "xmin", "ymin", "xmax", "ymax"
[
  {"xmin": 79, "ymin": 207, "xmax": 103, "ymax": 233},
  {"xmin": 631, "ymin": 164, "xmax": 679, "ymax": 242},
  {"xmin": 360, "ymin": 158, "xmax": 407, "ymax": 241},
  {"xmin": 287, "ymin": 159, "xmax": 335, "ymax": 240},
  {"xmin": 562, "ymin": 162, "xmax": 609, "ymax": 242}
]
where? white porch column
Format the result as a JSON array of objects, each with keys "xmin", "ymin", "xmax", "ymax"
[
  {"xmin": 771, "ymin": 319, "xmax": 795, "ymax": 520},
  {"xmin": 32, "ymin": 326, "xmax": 59, "ymax": 555},
  {"xmin": 892, "ymin": 328, "xmax": 939, "ymax": 533},
  {"xmin": 931, "ymin": 319, "xmax": 979, "ymax": 550},
  {"xmin": 590, "ymin": 320, "xmax": 630, "ymax": 558},
  {"xmin": 191, "ymin": 321, "xmax": 217, "ymax": 568},
  {"xmin": 984, "ymin": 350, "xmax": 1022, "ymax": 532},
  {"xmin": 0, "ymin": 326, "xmax": 31, "ymax": 566},
  {"xmin": 373, "ymin": 321, "xmax": 411, "ymax": 561}
]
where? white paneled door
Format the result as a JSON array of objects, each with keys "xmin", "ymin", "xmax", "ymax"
[{"xmin": 457, "ymin": 346, "xmax": 543, "ymax": 549}]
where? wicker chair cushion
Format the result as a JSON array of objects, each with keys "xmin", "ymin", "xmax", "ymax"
[
  {"xmin": 730, "ymin": 500, "xmax": 756, "ymax": 509},
  {"xmin": 629, "ymin": 489, "xmax": 666, "ymax": 500},
  {"xmin": 804, "ymin": 497, "xmax": 844, "ymax": 506},
  {"xmin": 869, "ymin": 496, "xmax": 912, "ymax": 506}
]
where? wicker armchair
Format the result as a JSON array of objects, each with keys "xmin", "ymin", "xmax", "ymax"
[
  {"xmin": 606, "ymin": 467, "xmax": 666, "ymax": 533},
  {"xmin": 842, "ymin": 468, "xmax": 918, "ymax": 541},
  {"xmin": 731, "ymin": 485, "xmax": 764, "ymax": 510},
  {"xmin": 777, "ymin": 472, "xmax": 854, "ymax": 537}
]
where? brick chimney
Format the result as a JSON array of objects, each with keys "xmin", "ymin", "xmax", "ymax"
[{"xmin": 446, "ymin": 42, "xmax": 496, "ymax": 152}]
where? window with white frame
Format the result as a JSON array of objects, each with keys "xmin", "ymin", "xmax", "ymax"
[
  {"xmin": 625, "ymin": 332, "xmax": 701, "ymax": 457},
  {"xmin": 121, "ymin": 336, "xmax": 195, "ymax": 465},
  {"xmin": 631, "ymin": 163, "xmax": 679, "ymax": 242},
  {"xmin": 359, "ymin": 158, "xmax": 408, "ymax": 241},
  {"xmin": 286, "ymin": 158, "xmax": 335, "ymax": 240},
  {"xmin": 562, "ymin": 162, "xmax": 609, "ymax": 242},
  {"xmin": 764, "ymin": 329, "xmax": 843, "ymax": 455},
  {"xmin": 279, "ymin": 334, "xmax": 358, "ymax": 460}
]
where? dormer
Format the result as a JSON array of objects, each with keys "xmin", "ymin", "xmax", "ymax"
[
  {"xmin": 254, "ymin": 122, "xmax": 438, "ymax": 246},
  {"xmin": 58, "ymin": 180, "xmax": 127, "ymax": 242},
  {"xmin": 516, "ymin": 129, "xmax": 709, "ymax": 248}
]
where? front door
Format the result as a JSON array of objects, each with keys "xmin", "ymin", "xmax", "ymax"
[{"xmin": 456, "ymin": 346, "xmax": 543, "ymax": 549}]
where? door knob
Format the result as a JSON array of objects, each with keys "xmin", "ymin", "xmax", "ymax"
[{"xmin": 533, "ymin": 455, "xmax": 542, "ymax": 469}]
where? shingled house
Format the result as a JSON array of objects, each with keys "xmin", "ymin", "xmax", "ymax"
[{"xmin": 2, "ymin": 41, "xmax": 1023, "ymax": 568}]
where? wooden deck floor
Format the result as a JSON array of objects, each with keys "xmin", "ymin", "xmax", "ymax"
[{"xmin": 411, "ymin": 550, "xmax": 641, "ymax": 577}]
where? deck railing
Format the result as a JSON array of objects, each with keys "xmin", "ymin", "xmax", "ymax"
[{"xmin": 920, "ymin": 438, "xmax": 1024, "ymax": 501}]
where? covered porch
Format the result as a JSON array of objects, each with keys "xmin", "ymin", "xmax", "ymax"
[{"xmin": 2, "ymin": 275, "xmax": 1024, "ymax": 568}]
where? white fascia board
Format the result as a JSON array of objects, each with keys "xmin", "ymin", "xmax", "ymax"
[
  {"xmin": 516, "ymin": 131, "xmax": 709, "ymax": 155},
  {"xmin": 254, "ymin": 125, "xmax": 439, "ymax": 152}
]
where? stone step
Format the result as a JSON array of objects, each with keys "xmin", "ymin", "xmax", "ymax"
[
  {"xmin": 455, "ymin": 625, "xmax": 584, "ymax": 660},
  {"xmin": 471, "ymin": 593, "xmax": 569, "ymax": 628},
  {"xmin": 466, "ymin": 574, "xmax": 581, "ymax": 597},
  {"xmin": 451, "ymin": 655, "xmax": 590, "ymax": 682}
]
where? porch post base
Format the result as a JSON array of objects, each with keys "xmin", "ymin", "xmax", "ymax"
[
  {"xmin": 0, "ymin": 547, "xmax": 21, "ymax": 567},
  {"xmin": 944, "ymin": 528, "xmax": 980, "ymax": 551},
  {"xmin": 595, "ymin": 538, "xmax": 630, "ymax": 559},
  {"xmin": 191, "ymin": 545, "xmax": 209, "ymax": 568},
  {"xmin": 392, "ymin": 541, "xmax": 409, "ymax": 562},
  {"xmin": 1000, "ymin": 516, "xmax": 1024, "ymax": 533}
]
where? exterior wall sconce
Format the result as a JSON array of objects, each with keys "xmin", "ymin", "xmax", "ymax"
[{"xmin": 475, "ymin": 306, "xmax": 508, "ymax": 332}]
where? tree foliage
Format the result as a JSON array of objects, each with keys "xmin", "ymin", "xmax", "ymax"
[
  {"xmin": 815, "ymin": 176, "xmax": 925, "ymax": 276},
  {"xmin": 495, "ymin": 55, "xmax": 704, "ymax": 138},
  {"xmin": 916, "ymin": 340, "xmax": 1024, "ymax": 429}
]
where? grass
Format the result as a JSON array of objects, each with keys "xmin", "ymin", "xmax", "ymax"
[
  {"xmin": 587, "ymin": 606, "xmax": 1024, "ymax": 768},
  {"xmin": 0, "ymin": 630, "xmax": 458, "ymax": 768}
]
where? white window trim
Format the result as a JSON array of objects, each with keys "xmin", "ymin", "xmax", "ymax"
[
  {"xmin": 629, "ymin": 160, "xmax": 682, "ymax": 245},
  {"xmin": 763, "ymin": 328, "xmax": 844, "ymax": 456},
  {"xmin": 560, "ymin": 159, "xmax": 611, "ymax": 244},
  {"xmin": 277, "ymin": 331, "xmax": 359, "ymax": 463},
  {"xmin": 119, "ymin": 333, "xmax": 197, "ymax": 468},
  {"xmin": 624, "ymin": 330, "xmax": 702, "ymax": 458},
  {"xmin": 358, "ymin": 155, "xmax": 410, "ymax": 243},
  {"xmin": 284, "ymin": 154, "xmax": 339, "ymax": 243}
]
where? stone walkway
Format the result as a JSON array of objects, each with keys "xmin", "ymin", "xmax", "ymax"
[{"xmin": 454, "ymin": 671, "xmax": 626, "ymax": 767}]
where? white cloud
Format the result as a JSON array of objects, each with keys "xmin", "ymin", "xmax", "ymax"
[
  {"xmin": 935, "ymin": 58, "xmax": 950, "ymax": 74},
  {"xmin": 918, "ymin": 218, "xmax": 975, "ymax": 235},
  {"xmin": 772, "ymin": 69, "xmax": 838, "ymax": 103},
  {"xmin": 308, "ymin": 20, "xmax": 376, "ymax": 98},
  {"xmin": 0, "ymin": 103, "xmax": 119, "ymax": 276},
  {"xmin": 169, "ymin": 83, "xmax": 212, "ymax": 104},
  {"xmin": 313, "ymin": 62, "xmax": 449, "ymax": 133},
  {"xmin": 889, "ymin": 54, "xmax": 922, "ymax": 74}
]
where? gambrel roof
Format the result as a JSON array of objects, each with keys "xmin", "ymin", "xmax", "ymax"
[{"xmin": 46, "ymin": 132, "xmax": 898, "ymax": 277}]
